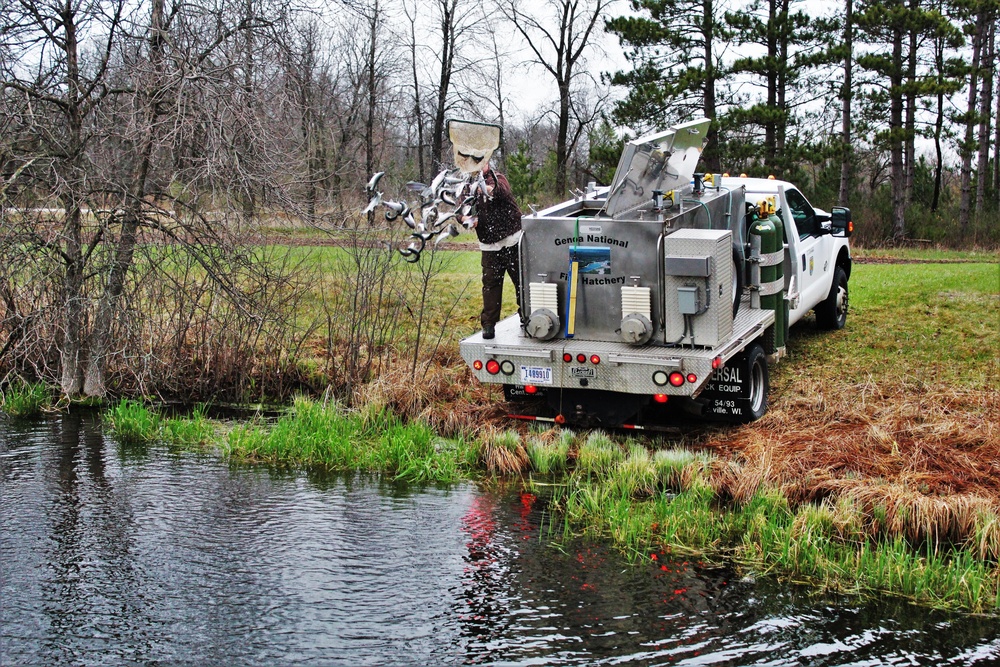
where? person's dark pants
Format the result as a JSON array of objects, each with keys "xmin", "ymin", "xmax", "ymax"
[{"xmin": 481, "ymin": 244, "xmax": 521, "ymax": 330}]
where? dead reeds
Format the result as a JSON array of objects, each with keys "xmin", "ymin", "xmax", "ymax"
[{"xmin": 702, "ymin": 376, "xmax": 1000, "ymax": 559}]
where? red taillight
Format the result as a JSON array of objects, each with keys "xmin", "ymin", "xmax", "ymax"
[
  {"xmin": 590, "ymin": 355, "xmax": 601, "ymax": 365},
  {"xmin": 687, "ymin": 373, "xmax": 697, "ymax": 384},
  {"xmin": 525, "ymin": 385, "xmax": 538, "ymax": 395},
  {"xmin": 711, "ymin": 357, "xmax": 722, "ymax": 370},
  {"xmin": 473, "ymin": 360, "xmax": 483, "ymax": 371},
  {"xmin": 576, "ymin": 353, "xmax": 586, "ymax": 363},
  {"xmin": 563, "ymin": 353, "xmax": 573, "ymax": 363},
  {"xmin": 669, "ymin": 372, "xmax": 685, "ymax": 387},
  {"xmin": 485, "ymin": 360, "xmax": 501, "ymax": 375},
  {"xmin": 654, "ymin": 394, "xmax": 668, "ymax": 403}
]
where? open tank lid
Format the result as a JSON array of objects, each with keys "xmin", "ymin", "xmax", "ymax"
[{"xmin": 604, "ymin": 118, "xmax": 712, "ymax": 218}]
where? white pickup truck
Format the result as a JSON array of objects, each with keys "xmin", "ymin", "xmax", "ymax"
[{"xmin": 459, "ymin": 119, "xmax": 853, "ymax": 427}]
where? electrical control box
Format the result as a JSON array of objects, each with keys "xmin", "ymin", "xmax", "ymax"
[{"xmin": 663, "ymin": 229, "xmax": 733, "ymax": 347}]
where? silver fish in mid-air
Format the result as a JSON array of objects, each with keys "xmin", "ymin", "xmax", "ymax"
[
  {"xmin": 402, "ymin": 212, "xmax": 418, "ymax": 230},
  {"xmin": 434, "ymin": 224, "xmax": 460, "ymax": 245},
  {"xmin": 421, "ymin": 205, "xmax": 439, "ymax": 226},
  {"xmin": 382, "ymin": 200, "xmax": 409, "ymax": 221},
  {"xmin": 475, "ymin": 171, "xmax": 490, "ymax": 198},
  {"xmin": 366, "ymin": 171, "xmax": 385, "ymax": 194},
  {"xmin": 362, "ymin": 192, "xmax": 382, "ymax": 214},
  {"xmin": 429, "ymin": 169, "xmax": 449, "ymax": 196}
]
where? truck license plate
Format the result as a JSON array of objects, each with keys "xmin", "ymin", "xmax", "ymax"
[{"xmin": 519, "ymin": 365, "xmax": 552, "ymax": 385}]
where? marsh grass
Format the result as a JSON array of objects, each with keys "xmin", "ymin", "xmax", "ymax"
[
  {"xmin": 223, "ymin": 397, "xmax": 474, "ymax": 483},
  {"xmin": 0, "ymin": 381, "xmax": 52, "ymax": 418},
  {"xmin": 653, "ymin": 447, "xmax": 714, "ymax": 491},
  {"xmin": 162, "ymin": 405, "xmax": 217, "ymax": 449},
  {"xmin": 480, "ymin": 428, "xmax": 528, "ymax": 475},
  {"xmin": 552, "ymin": 462, "xmax": 1000, "ymax": 611},
  {"xmin": 107, "ymin": 399, "xmax": 161, "ymax": 444},
  {"xmin": 576, "ymin": 431, "xmax": 623, "ymax": 477},
  {"xmin": 526, "ymin": 429, "xmax": 572, "ymax": 474}
]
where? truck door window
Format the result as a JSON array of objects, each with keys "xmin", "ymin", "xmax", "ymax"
[{"xmin": 785, "ymin": 189, "xmax": 817, "ymax": 239}]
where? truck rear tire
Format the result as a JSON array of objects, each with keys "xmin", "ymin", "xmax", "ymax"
[
  {"xmin": 816, "ymin": 265, "xmax": 848, "ymax": 330},
  {"xmin": 740, "ymin": 343, "xmax": 769, "ymax": 423}
]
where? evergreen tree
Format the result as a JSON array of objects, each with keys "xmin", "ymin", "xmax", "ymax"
[
  {"xmin": 606, "ymin": 0, "xmax": 732, "ymax": 171},
  {"xmin": 724, "ymin": 0, "xmax": 837, "ymax": 176}
]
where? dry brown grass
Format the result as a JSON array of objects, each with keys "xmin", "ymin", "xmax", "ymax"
[
  {"xmin": 700, "ymin": 376, "xmax": 1000, "ymax": 552},
  {"xmin": 478, "ymin": 426, "xmax": 529, "ymax": 475},
  {"xmin": 354, "ymin": 349, "xmax": 507, "ymax": 438}
]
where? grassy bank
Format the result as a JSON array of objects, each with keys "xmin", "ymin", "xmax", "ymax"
[{"xmin": 520, "ymin": 430, "xmax": 1000, "ymax": 612}]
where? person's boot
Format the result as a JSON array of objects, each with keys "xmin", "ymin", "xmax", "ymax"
[{"xmin": 482, "ymin": 323, "xmax": 495, "ymax": 339}]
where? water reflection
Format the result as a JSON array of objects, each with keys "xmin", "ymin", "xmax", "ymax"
[{"xmin": 1, "ymin": 413, "xmax": 998, "ymax": 666}]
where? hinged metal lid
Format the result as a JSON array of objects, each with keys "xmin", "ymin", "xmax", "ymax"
[{"xmin": 604, "ymin": 118, "xmax": 711, "ymax": 218}]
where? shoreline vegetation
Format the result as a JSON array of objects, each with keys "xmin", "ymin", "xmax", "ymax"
[{"xmin": 2, "ymin": 253, "xmax": 998, "ymax": 613}]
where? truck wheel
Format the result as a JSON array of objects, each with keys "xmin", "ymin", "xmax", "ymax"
[
  {"xmin": 816, "ymin": 265, "xmax": 848, "ymax": 330},
  {"xmin": 741, "ymin": 343, "xmax": 769, "ymax": 423}
]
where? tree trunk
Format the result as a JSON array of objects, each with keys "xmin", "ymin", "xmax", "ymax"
[
  {"xmin": 407, "ymin": 4, "xmax": 426, "ymax": 182},
  {"xmin": 994, "ymin": 30, "xmax": 1000, "ymax": 204},
  {"xmin": 975, "ymin": 12, "xmax": 995, "ymax": 213},
  {"xmin": 60, "ymin": 3, "xmax": 85, "ymax": 396},
  {"xmin": 430, "ymin": 0, "xmax": 454, "ymax": 171},
  {"xmin": 932, "ymin": 25, "xmax": 945, "ymax": 211},
  {"xmin": 365, "ymin": 0, "xmax": 378, "ymax": 225},
  {"xmin": 555, "ymin": 79, "xmax": 570, "ymax": 196},
  {"xmin": 83, "ymin": 0, "xmax": 166, "ymax": 397},
  {"xmin": 775, "ymin": 0, "xmax": 789, "ymax": 167},
  {"xmin": 904, "ymin": 0, "xmax": 920, "ymax": 205},
  {"xmin": 764, "ymin": 0, "xmax": 778, "ymax": 170},
  {"xmin": 702, "ymin": 0, "xmax": 721, "ymax": 173},
  {"xmin": 890, "ymin": 19, "xmax": 906, "ymax": 244},
  {"xmin": 959, "ymin": 8, "xmax": 985, "ymax": 232},
  {"xmin": 839, "ymin": 0, "xmax": 853, "ymax": 207}
]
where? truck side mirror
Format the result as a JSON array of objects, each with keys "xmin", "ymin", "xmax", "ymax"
[{"xmin": 831, "ymin": 206, "xmax": 852, "ymax": 237}]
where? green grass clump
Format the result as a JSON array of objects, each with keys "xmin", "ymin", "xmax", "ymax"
[
  {"xmin": 576, "ymin": 431, "xmax": 623, "ymax": 476},
  {"xmin": 652, "ymin": 447, "xmax": 713, "ymax": 490},
  {"xmin": 223, "ymin": 397, "xmax": 473, "ymax": 483},
  {"xmin": 526, "ymin": 431, "xmax": 571, "ymax": 474},
  {"xmin": 107, "ymin": 399, "xmax": 161, "ymax": 444},
  {"xmin": 608, "ymin": 443, "xmax": 657, "ymax": 498},
  {"xmin": 162, "ymin": 405, "xmax": 216, "ymax": 449},
  {"xmin": 0, "ymin": 381, "xmax": 51, "ymax": 418}
]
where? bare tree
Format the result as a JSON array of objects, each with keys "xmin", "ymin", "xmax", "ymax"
[{"xmin": 501, "ymin": 0, "xmax": 615, "ymax": 196}]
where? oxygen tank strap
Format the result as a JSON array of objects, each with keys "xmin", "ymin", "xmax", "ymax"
[{"xmin": 758, "ymin": 278, "xmax": 785, "ymax": 297}]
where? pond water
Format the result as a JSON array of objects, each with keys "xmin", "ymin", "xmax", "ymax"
[{"xmin": 2, "ymin": 413, "xmax": 998, "ymax": 666}]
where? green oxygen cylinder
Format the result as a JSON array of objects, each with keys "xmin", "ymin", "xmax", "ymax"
[
  {"xmin": 748, "ymin": 211, "xmax": 783, "ymax": 353},
  {"xmin": 767, "ymin": 213, "xmax": 786, "ymax": 351}
]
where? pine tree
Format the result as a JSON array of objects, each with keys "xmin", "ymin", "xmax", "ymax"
[{"xmin": 606, "ymin": 0, "xmax": 732, "ymax": 171}]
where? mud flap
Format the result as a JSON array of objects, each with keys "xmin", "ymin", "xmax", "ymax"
[{"xmin": 697, "ymin": 343, "xmax": 769, "ymax": 423}]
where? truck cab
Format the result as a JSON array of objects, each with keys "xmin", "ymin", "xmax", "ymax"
[{"xmin": 737, "ymin": 177, "xmax": 853, "ymax": 330}]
